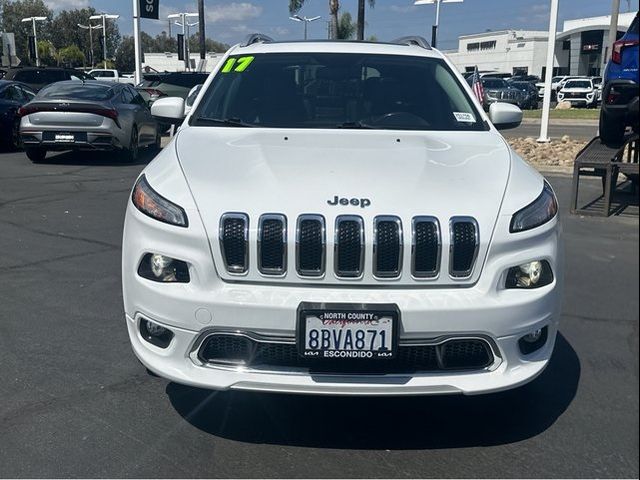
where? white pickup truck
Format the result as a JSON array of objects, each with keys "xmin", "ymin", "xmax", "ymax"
[{"xmin": 88, "ymin": 69, "xmax": 135, "ymax": 85}]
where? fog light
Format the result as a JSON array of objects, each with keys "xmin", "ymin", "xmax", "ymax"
[
  {"xmin": 137, "ymin": 253, "xmax": 190, "ymax": 283},
  {"xmin": 518, "ymin": 326, "xmax": 548, "ymax": 355},
  {"xmin": 506, "ymin": 260, "xmax": 553, "ymax": 289},
  {"xmin": 523, "ymin": 329, "xmax": 542, "ymax": 343},
  {"xmin": 139, "ymin": 318, "xmax": 174, "ymax": 348}
]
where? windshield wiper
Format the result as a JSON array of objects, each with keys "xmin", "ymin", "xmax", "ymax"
[
  {"xmin": 193, "ymin": 117, "xmax": 256, "ymax": 127},
  {"xmin": 337, "ymin": 121, "xmax": 374, "ymax": 129}
]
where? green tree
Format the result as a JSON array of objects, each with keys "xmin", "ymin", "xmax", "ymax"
[
  {"xmin": 115, "ymin": 35, "xmax": 135, "ymax": 72},
  {"xmin": 0, "ymin": 0, "xmax": 52, "ymax": 63},
  {"xmin": 57, "ymin": 44, "xmax": 85, "ymax": 68},
  {"xmin": 337, "ymin": 12, "xmax": 355, "ymax": 40},
  {"xmin": 356, "ymin": 0, "xmax": 375, "ymax": 40},
  {"xmin": 51, "ymin": 8, "xmax": 120, "ymax": 67},
  {"xmin": 188, "ymin": 33, "xmax": 229, "ymax": 53},
  {"xmin": 37, "ymin": 39, "xmax": 55, "ymax": 66}
]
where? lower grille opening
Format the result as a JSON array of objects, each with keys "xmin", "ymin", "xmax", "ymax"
[
  {"xmin": 198, "ymin": 334, "xmax": 254, "ymax": 366},
  {"xmin": 197, "ymin": 335, "xmax": 494, "ymax": 373}
]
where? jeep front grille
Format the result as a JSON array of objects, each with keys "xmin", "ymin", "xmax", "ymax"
[
  {"xmin": 258, "ymin": 214, "xmax": 287, "ymax": 275},
  {"xmin": 218, "ymin": 213, "xmax": 479, "ymax": 282},
  {"xmin": 334, "ymin": 216, "xmax": 365, "ymax": 278},
  {"xmin": 219, "ymin": 213, "xmax": 248, "ymax": 274},
  {"xmin": 296, "ymin": 215, "xmax": 325, "ymax": 276},
  {"xmin": 412, "ymin": 217, "xmax": 441, "ymax": 278},
  {"xmin": 449, "ymin": 217, "xmax": 479, "ymax": 278},
  {"xmin": 373, "ymin": 216, "xmax": 402, "ymax": 278}
]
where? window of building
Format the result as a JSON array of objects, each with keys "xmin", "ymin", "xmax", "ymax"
[
  {"xmin": 562, "ymin": 39, "xmax": 571, "ymax": 50},
  {"xmin": 513, "ymin": 67, "xmax": 528, "ymax": 75},
  {"xmin": 467, "ymin": 42, "xmax": 480, "ymax": 51},
  {"xmin": 480, "ymin": 40, "xmax": 496, "ymax": 50}
]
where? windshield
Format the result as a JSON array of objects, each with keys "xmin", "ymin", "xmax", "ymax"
[
  {"xmin": 482, "ymin": 78, "xmax": 508, "ymax": 88},
  {"xmin": 564, "ymin": 80, "xmax": 591, "ymax": 89},
  {"xmin": 37, "ymin": 82, "xmax": 115, "ymax": 101},
  {"xmin": 192, "ymin": 53, "xmax": 486, "ymax": 131}
]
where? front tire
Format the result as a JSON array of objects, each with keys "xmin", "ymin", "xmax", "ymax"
[
  {"xmin": 25, "ymin": 147, "xmax": 47, "ymax": 163},
  {"xmin": 599, "ymin": 108, "xmax": 625, "ymax": 146}
]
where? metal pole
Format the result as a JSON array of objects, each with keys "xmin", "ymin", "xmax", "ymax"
[
  {"xmin": 133, "ymin": 0, "xmax": 142, "ymax": 84},
  {"xmin": 304, "ymin": 19, "xmax": 308, "ymax": 40},
  {"xmin": 198, "ymin": 0, "xmax": 205, "ymax": 60},
  {"xmin": 537, "ymin": 0, "xmax": 559, "ymax": 143},
  {"xmin": 182, "ymin": 14, "xmax": 188, "ymax": 70},
  {"xmin": 103, "ymin": 15, "xmax": 107, "ymax": 68},
  {"xmin": 605, "ymin": 0, "xmax": 620, "ymax": 72},
  {"xmin": 431, "ymin": 0, "xmax": 441, "ymax": 48},
  {"xmin": 89, "ymin": 27, "xmax": 94, "ymax": 67},
  {"xmin": 32, "ymin": 18, "xmax": 39, "ymax": 67}
]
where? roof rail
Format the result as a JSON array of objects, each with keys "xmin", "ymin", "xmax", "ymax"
[
  {"xmin": 391, "ymin": 36, "xmax": 432, "ymax": 50},
  {"xmin": 240, "ymin": 33, "xmax": 274, "ymax": 47}
]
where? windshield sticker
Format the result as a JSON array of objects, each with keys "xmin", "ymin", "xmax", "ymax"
[
  {"xmin": 220, "ymin": 56, "xmax": 255, "ymax": 73},
  {"xmin": 453, "ymin": 112, "xmax": 475, "ymax": 123}
]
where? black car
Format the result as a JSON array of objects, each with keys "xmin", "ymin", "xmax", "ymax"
[
  {"xmin": 136, "ymin": 72, "xmax": 209, "ymax": 105},
  {"xmin": 510, "ymin": 75, "xmax": 540, "ymax": 84},
  {"xmin": 510, "ymin": 81, "xmax": 539, "ymax": 109},
  {"xmin": 0, "ymin": 80, "xmax": 36, "ymax": 149},
  {"xmin": 2, "ymin": 67, "xmax": 94, "ymax": 92}
]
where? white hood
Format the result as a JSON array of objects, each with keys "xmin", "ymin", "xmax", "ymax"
[{"xmin": 173, "ymin": 126, "xmax": 512, "ymax": 286}]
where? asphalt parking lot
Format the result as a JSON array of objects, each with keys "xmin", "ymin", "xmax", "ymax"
[{"xmin": 0, "ymin": 147, "xmax": 638, "ymax": 478}]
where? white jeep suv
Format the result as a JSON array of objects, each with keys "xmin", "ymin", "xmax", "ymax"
[{"xmin": 122, "ymin": 35, "xmax": 563, "ymax": 396}]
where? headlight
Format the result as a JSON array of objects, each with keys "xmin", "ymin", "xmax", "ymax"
[
  {"xmin": 510, "ymin": 181, "xmax": 558, "ymax": 233},
  {"xmin": 505, "ymin": 260, "xmax": 554, "ymax": 289},
  {"xmin": 132, "ymin": 175, "xmax": 188, "ymax": 227},
  {"xmin": 137, "ymin": 253, "xmax": 190, "ymax": 283}
]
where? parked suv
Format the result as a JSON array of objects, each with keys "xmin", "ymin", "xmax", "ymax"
[
  {"xmin": 2, "ymin": 67, "xmax": 94, "ymax": 92},
  {"xmin": 600, "ymin": 12, "xmax": 639, "ymax": 144},
  {"xmin": 557, "ymin": 78, "xmax": 598, "ymax": 107},
  {"xmin": 123, "ymin": 35, "xmax": 562, "ymax": 396},
  {"xmin": 468, "ymin": 77, "xmax": 525, "ymax": 109}
]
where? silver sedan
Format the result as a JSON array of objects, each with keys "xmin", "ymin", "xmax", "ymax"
[{"xmin": 19, "ymin": 80, "xmax": 159, "ymax": 163}]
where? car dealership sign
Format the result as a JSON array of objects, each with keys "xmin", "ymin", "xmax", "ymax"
[{"xmin": 140, "ymin": 0, "xmax": 159, "ymax": 19}]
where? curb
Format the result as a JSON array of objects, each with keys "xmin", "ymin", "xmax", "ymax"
[{"xmin": 521, "ymin": 118, "xmax": 599, "ymax": 126}]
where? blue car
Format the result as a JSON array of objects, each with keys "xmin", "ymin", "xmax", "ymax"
[{"xmin": 600, "ymin": 12, "xmax": 639, "ymax": 145}]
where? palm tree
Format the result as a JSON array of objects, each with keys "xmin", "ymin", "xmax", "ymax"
[
  {"xmin": 289, "ymin": 0, "xmax": 341, "ymax": 40},
  {"xmin": 337, "ymin": 12, "xmax": 356, "ymax": 40},
  {"xmin": 356, "ymin": 0, "xmax": 375, "ymax": 40}
]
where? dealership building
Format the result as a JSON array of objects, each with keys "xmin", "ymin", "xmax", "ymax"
[{"xmin": 443, "ymin": 12, "xmax": 636, "ymax": 77}]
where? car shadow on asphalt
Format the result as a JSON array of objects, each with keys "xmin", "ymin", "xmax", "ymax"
[
  {"xmin": 166, "ymin": 333, "xmax": 580, "ymax": 449},
  {"xmin": 33, "ymin": 148, "xmax": 158, "ymax": 167}
]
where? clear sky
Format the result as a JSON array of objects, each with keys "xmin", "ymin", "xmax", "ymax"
[{"xmin": 52, "ymin": 0, "xmax": 639, "ymax": 50}]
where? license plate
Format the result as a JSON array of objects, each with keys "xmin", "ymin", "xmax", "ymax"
[
  {"xmin": 54, "ymin": 133, "xmax": 75, "ymax": 143},
  {"xmin": 297, "ymin": 303, "xmax": 398, "ymax": 360}
]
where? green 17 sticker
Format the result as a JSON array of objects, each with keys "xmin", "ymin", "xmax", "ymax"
[{"xmin": 220, "ymin": 56, "xmax": 255, "ymax": 73}]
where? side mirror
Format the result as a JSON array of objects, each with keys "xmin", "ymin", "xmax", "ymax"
[
  {"xmin": 489, "ymin": 102, "xmax": 523, "ymax": 130},
  {"xmin": 150, "ymin": 97, "xmax": 185, "ymax": 124}
]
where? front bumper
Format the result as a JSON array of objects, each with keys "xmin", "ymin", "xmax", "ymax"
[{"xmin": 123, "ymin": 200, "xmax": 563, "ymax": 396}]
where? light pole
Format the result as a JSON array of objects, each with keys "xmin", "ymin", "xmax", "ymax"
[
  {"xmin": 168, "ymin": 13, "xmax": 198, "ymax": 71},
  {"xmin": 20, "ymin": 16, "xmax": 46, "ymax": 66},
  {"xmin": 413, "ymin": 0, "xmax": 463, "ymax": 49},
  {"xmin": 289, "ymin": 15, "xmax": 321, "ymax": 40},
  {"xmin": 537, "ymin": 0, "xmax": 560, "ymax": 143},
  {"xmin": 89, "ymin": 13, "xmax": 120, "ymax": 69},
  {"xmin": 77, "ymin": 23, "xmax": 102, "ymax": 68}
]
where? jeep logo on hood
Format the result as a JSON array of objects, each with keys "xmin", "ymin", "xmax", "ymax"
[{"xmin": 327, "ymin": 196, "xmax": 371, "ymax": 208}]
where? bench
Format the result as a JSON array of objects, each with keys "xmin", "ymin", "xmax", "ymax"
[{"xmin": 570, "ymin": 133, "xmax": 639, "ymax": 217}]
